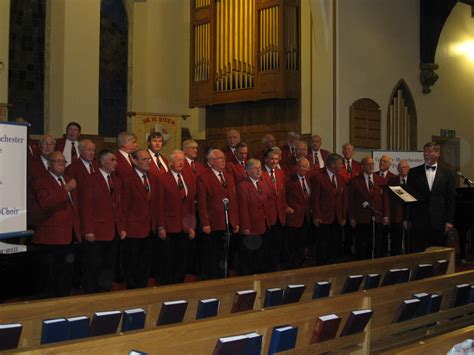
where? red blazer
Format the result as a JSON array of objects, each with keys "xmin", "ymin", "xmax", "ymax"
[
  {"xmin": 387, "ymin": 175, "xmax": 406, "ymax": 223},
  {"xmin": 375, "ymin": 170, "xmax": 396, "ymax": 185},
  {"xmin": 340, "ymin": 159, "xmax": 363, "ymax": 185},
  {"xmin": 279, "ymin": 144, "xmax": 294, "ymax": 166},
  {"xmin": 262, "ymin": 168, "xmax": 287, "ymax": 225},
  {"xmin": 147, "ymin": 152, "xmax": 169, "ymax": 178},
  {"xmin": 115, "ymin": 151, "xmax": 134, "ymax": 181},
  {"xmin": 237, "ymin": 178, "xmax": 273, "ymax": 235},
  {"xmin": 79, "ymin": 171, "xmax": 124, "ymax": 241},
  {"xmin": 121, "ymin": 171, "xmax": 157, "ymax": 238},
  {"xmin": 348, "ymin": 174, "xmax": 389, "ymax": 224},
  {"xmin": 222, "ymin": 146, "xmax": 238, "ymax": 164},
  {"xmin": 65, "ymin": 159, "xmax": 99, "ymax": 185},
  {"xmin": 183, "ymin": 159, "xmax": 207, "ymax": 180},
  {"xmin": 32, "ymin": 173, "xmax": 81, "ymax": 245},
  {"xmin": 310, "ymin": 170, "xmax": 348, "ymax": 224},
  {"xmin": 197, "ymin": 167, "xmax": 239, "ymax": 231},
  {"xmin": 285, "ymin": 173, "xmax": 311, "ymax": 228},
  {"xmin": 156, "ymin": 171, "xmax": 196, "ymax": 233},
  {"xmin": 308, "ymin": 149, "xmax": 330, "ymax": 169},
  {"xmin": 227, "ymin": 161, "xmax": 248, "ymax": 185},
  {"xmin": 27, "ymin": 158, "xmax": 50, "ymax": 227},
  {"xmin": 55, "ymin": 137, "xmax": 66, "ymax": 153}
]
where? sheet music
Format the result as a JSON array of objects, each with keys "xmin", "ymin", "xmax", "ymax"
[{"xmin": 389, "ymin": 185, "xmax": 417, "ymax": 203}]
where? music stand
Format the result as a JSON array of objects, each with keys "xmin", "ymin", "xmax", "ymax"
[{"xmin": 223, "ymin": 199, "xmax": 232, "ymax": 278}]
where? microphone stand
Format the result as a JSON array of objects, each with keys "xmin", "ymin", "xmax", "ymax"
[
  {"xmin": 371, "ymin": 208, "xmax": 376, "ymax": 259},
  {"xmin": 223, "ymin": 201, "xmax": 231, "ymax": 278}
]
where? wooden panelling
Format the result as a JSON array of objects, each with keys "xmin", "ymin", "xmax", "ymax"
[{"xmin": 350, "ymin": 98, "xmax": 381, "ymax": 149}]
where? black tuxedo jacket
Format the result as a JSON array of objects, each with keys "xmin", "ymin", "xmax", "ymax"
[{"xmin": 406, "ymin": 163, "xmax": 456, "ymax": 230}]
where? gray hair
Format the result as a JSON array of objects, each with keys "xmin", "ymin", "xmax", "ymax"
[{"xmin": 117, "ymin": 131, "xmax": 137, "ymax": 148}]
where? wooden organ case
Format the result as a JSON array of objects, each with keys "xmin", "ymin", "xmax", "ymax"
[{"xmin": 189, "ymin": 0, "xmax": 301, "ymax": 108}]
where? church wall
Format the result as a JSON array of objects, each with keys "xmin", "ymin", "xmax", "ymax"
[{"xmin": 0, "ymin": 0, "xmax": 10, "ymax": 113}]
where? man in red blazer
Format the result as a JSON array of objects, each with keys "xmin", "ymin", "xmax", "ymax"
[
  {"xmin": 79, "ymin": 149, "xmax": 126, "ymax": 293},
  {"xmin": 64, "ymin": 139, "xmax": 98, "ymax": 186},
  {"xmin": 56, "ymin": 121, "xmax": 81, "ymax": 167},
  {"xmin": 387, "ymin": 160, "xmax": 410, "ymax": 255},
  {"xmin": 348, "ymin": 156, "xmax": 390, "ymax": 260},
  {"xmin": 28, "ymin": 135, "xmax": 56, "ymax": 228},
  {"xmin": 182, "ymin": 139, "xmax": 206, "ymax": 178},
  {"xmin": 279, "ymin": 131, "xmax": 300, "ymax": 166},
  {"xmin": 256, "ymin": 133, "xmax": 276, "ymax": 165},
  {"xmin": 121, "ymin": 149, "xmax": 157, "ymax": 289},
  {"xmin": 237, "ymin": 159, "xmax": 274, "ymax": 275},
  {"xmin": 340, "ymin": 143, "xmax": 363, "ymax": 184},
  {"xmin": 156, "ymin": 150, "xmax": 197, "ymax": 284},
  {"xmin": 311, "ymin": 153, "xmax": 348, "ymax": 265},
  {"xmin": 227, "ymin": 142, "xmax": 249, "ymax": 185},
  {"xmin": 282, "ymin": 140, "xmax": 309, "ymax": 179},
  {"xmin": 309, "ymin": 134, "xmax": 330, "ymax": 170},
  {"xmin": 262, "ymin": 148, "xmax": 287, "ymax": 271},
  {"xmin": 284, "ymin": 158, "xmax": 312, "ymax": 268},
  {"xmin": 197, "ymin": 149, "xmax": 239, "ymax": 278},
  {"xmin": 32, "ymin": 151, "xmax": 81, "ymax": 298},
  {"xmin": 147, "ymin": 131, "xmax": 169, "ymax": 178},
  {"xmin": 222, "ymin": 129, "xmax": 241, "ymax": 164},
  {"xmin": 375, "ymin": 154, "xmax": 396, "ymax": 184},
  {"xmin": 115, "ymin": 131, "xmax": 138, "ymax": 181}
]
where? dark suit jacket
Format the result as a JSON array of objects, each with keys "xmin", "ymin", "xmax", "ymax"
[
  {"xmin": 79, "ymin": 171, "xmax": 124, "ymax": 241},
  {"xmin": 348, "ymin": 174, "xmax": 389, "ymax": 224},
  {"xmin": 121, "ymin": 171, "xmax": 157, "ymax": 238},
  {"xmin": 262, "ymin": 168, "xmax": 287, "ymax": 225},
  {"xmin": 65, "ymin": 159, "xmax": 98, "ymax": 185},
  {"xmin": 407, "ymin": 164, "xmax": 456, "ymax": 230},
  {"xmin": 156, "ymin": 171, "xmax": 197, "ymax": 233},
  {"xmin": 32, "ymin": 173, "xmax": 81, "ymax": 245},
  {"xmin": 311, "ymin": 170, "xmax": 348, "ymax": 224},
  {"xmin": 285, "ymin": 173, "xmax": 311, "ymax": 228},
  {"xmin": 237, "ymin": 178, "xmax": 273, "ymax": 235},
  {"xmin": 197, "ymin": 167, "xmax": 239, "ymax": 231}
]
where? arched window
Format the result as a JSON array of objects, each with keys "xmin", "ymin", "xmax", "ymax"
[
  {"xmin": 387, "ymin": 79, "xmax": 417, "ymax": 150},
  {"xmin": 350, "ymin": 98, "xmax": 381, "ymax": 149},
  {"xmin": 8, "ymin": 0, "xmax": 46, "ymax": 134},
  {"xmin": 99, "ymin": 0, "xmax": 128, "ymax": 137}
]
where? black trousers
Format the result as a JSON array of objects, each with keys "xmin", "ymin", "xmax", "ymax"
[
  {"xmin": 123, "ymin": 234, "xmax": 153, "ymax": 289},
  {"xmin": 160, "ymin": 232, "xmax": 189, "ymax": 285},
  {"xmin": 82, "ymin": 236, "xmax": 119, "ymax": 293},
  {"xmin": 239, "ymin": 232, "xmax": 267, "ymax": 276},
  {"xmin": 200, "ymin": 231, "xmax": 228, "ymax": 279},
  {"xmin": 390, "ymin": 222, "xmax": 404, "ymax": 256},
  {"xmin": 284, "ymin": 220, "xmax": 309, "ymax": 269},
  {"xmin": 317, "ymin": 221, "xmax": 343, "ymax": 265},
  {"xmin": 354, "ymin": 223, "xmax": 383, "ymax": 260},
  {"xmin": 410, "ymin": 224, "xmax": 445, "ymax": 253},
  {"xmin": 34, "ymin": 243, "xmax": 76, "ymax": 298},
  {"xmin": 263, "ymin": 221, "xmax": 283, "ymax": 272}
]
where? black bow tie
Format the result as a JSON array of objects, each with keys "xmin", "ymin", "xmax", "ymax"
[{"xmin": 425, "ymin": 165, "xmax": 436, "ymax": 171}]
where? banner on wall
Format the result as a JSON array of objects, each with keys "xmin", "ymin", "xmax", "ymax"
[
  {"xmin": 372, "ymin": 150, "xmax": 424, "ymax": 175},
  {"xmin": 128, "ymin": 112, "xmax": 182, "ymax": 158}
]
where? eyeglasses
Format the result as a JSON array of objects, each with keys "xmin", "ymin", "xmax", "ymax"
[
  {"xmin": 49, "ymin": 159, "xmax": 67, "ymax": 164},
  {"xmin": 137, "ymin": 157, "xmax": 152, "ymax": 162}
]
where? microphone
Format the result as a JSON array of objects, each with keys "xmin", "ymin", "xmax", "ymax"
[
  {"xmin": 223, "ymin": 197, "xmax": 230, "ymax": 211},
  {"xmin": 457, "ymin": 171, "xmax": 474, "ymax": 185},
  {"xmin": 362, "ymin": 201, "xmax": 376, "ymax": 211}
]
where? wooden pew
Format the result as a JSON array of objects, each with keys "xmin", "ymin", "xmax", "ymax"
[
  {"xmin": 367, "ymin": 270, "xmax": 474, "ymax": 353},
  {"xmin": 9, "ymin": 293, "xmax": 371, "ymax": 355},
  {"xmin": 381, "ymin": 325, "xmax": 474, "ymax": 355},
  {"xmin": 11, "ymin": 270, "xmax": 474, "ymax": 355},
  {"xmin": 0, "ymin": 247, "xmax": 454, "ymax": 349}
]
